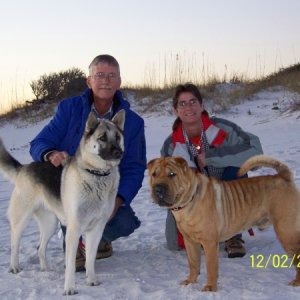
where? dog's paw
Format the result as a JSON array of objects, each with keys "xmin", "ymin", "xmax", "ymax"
[
  {"xmin": 288, "ymin": 279, "xmax": 300, "ymax": 286},
  {"xmin": 9, "ymin": 266, "xmax": 22, "ymax": 274},
  {"xmin": 63, "ymin": 288, "xmax": 78, "ymax": 296},
  {"xmin": 40, "ymin": 265, "xmax": 49, "ymax": 272},
  {"xmin": 180, "ymin": 278, "xmax": 196, "ymax": 285},
  {"xmin": 86, "ymin": 278, "xmax": 101, "ymax": 286},
  {"xmin": 40, "ymin": 267, "xmax": 49, "ymax": 272},
  {"xmin": 201, "ymin": 284, "xmax": 217, "ymax": 292}
]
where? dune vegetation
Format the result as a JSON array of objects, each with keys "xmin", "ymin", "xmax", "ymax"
[{"xmin": 0, "ymin": 62, "xmax": 299, "ymax": 125}]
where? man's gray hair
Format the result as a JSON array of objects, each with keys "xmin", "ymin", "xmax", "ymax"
[{"xmin": 88, "ymin": 54, "xmax": 120, "ymax": 75}]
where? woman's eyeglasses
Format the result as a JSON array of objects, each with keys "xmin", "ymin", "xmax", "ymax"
[{"xmin": 177, "ymin": 98, "xmax": 199, "ymax": 109}]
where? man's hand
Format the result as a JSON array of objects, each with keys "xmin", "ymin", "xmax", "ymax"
[
  {"xmin": 109, "ymin": 196, "xmax": 123, "ymax": 221},
  {"xmin": 47, "ymin": 151, "xmax": 69, "ymax": 167}
]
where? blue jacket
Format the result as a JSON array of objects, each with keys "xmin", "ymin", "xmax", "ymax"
[{"xmin": 30, "ymin": 88, "xmax": 147, "ymax": 206}]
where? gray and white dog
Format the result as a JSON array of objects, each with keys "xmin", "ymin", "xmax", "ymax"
[{"xmin": 0, "ymin": 110, "xmax": 125, "ymax": 295}]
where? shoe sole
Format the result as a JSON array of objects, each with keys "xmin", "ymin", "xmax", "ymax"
[
  {"xmin": 227, "ymin": 253, "xmax": 246, "ymax": 258},
  {"xmin": 96, "ymin": 251, "xmax": 113, "ymax": 259},
  {"xmin": 75, "ymin": 265, "xmax": 86, "ymax": 272}
]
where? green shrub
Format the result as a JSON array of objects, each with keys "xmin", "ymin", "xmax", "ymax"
[{"xmin": 30, "ymin": 68, "xmax": 87, "ymax": 102}]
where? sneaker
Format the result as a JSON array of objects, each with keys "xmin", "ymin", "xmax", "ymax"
[
  {"xmin": 96, "ymin": 241, "xmax": 113, "ymax": 259},
  {"xmin": 75, "ymin": 241, "xmax": 86, "ymax": 272},
  {"xmin": 225, "ymin": 237, "xmax": 246, "ymax": 258}
]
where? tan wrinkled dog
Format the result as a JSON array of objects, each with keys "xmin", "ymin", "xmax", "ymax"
[{"xmin": 148, "ymin": 155, "xmax": 300, "ymax": 292}]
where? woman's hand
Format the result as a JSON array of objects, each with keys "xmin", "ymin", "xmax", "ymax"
[{"xmin": 197, "ymin": 151, "xmax": 206, "ymax": 169}]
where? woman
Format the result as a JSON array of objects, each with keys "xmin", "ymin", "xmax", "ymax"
[{"xmin": 161, "ymin": 83, "xmax": 263, "ymax": 258}]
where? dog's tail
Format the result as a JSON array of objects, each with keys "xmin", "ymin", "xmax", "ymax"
[
  {"xmin": 238, "ymin": 155, "xmax": 293, "ymax": 182},
  {"xmin": 0, "ymin": 139, "xmax": 22, "ymax": 182}
]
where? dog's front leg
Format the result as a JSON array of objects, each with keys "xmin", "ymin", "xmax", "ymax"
[
  {"xmin": 63, "ymin": 225, "xmax": 81, "ymax": 295},
  {"xmin": 201, "ymin": 241, "xmax": 219, "ymax": 292},
  {"xmin": 84, "ymin": 220, "xmax": 107, "ymax": 286},
  {"xmin": 9, "ymin": 232, "xmax": 22, "ymax": 274},
  {"xmin": 180, "ymin": 236, "xmax": 201, "ymax": 285}
]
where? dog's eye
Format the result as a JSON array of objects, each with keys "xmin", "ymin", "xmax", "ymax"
[
  {"xmin": 99, "ymin": 133, "xmax": 107, "ymax": 142},
  {"xmin": 115, "ymin": 133, "xmax": 120, "ymax": 141},
  {"xmin": 168, "ymin": 172, "xmax": 176, "ymax": 177}
]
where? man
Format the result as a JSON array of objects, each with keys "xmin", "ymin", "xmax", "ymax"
[{"xmin": 30, "ymin": 54, "xmax": 146, "ymax": 271}]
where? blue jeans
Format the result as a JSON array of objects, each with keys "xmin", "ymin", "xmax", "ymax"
[
  {"xmin": 222, "ymin": 167, "xmax": 248, "ymax": 240},
  {"xmin": 61, "ymin": 205, "xmax": 141, "ymax": 248}
]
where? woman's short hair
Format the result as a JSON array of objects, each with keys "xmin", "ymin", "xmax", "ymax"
[{"xmin": 172, "ymin": 83, "xmax": 203, "ymax": 108}]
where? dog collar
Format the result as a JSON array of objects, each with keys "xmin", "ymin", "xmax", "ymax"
[
  {"xmin": 171, "ymin": 206, "xmax": 185, "ymax": 211},
  {"xmin": 85, "ymin": 169, "xmax": 110, "ymax": 177},
  {"xmin": 171, "ymin": 196, "xmax": 195, "ymax": 211}
]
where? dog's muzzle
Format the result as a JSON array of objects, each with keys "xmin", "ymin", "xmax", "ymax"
[
  {"xmin": 152, "ymin": 184, "xmax": 172, "ymax": 207},
  {"xmin": 154, "ymin": 184, "xmax": 165, "ymax": 199},
  {"xmin": 112, "ymin": 147, "xmax": 123, "ymax": 160},
  {"xmin": 100, "ymin": 147, "xmax": 123, "ymax": 161}
]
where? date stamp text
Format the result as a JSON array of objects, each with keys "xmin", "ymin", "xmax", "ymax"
[{"xmin": 250, "ymin": 254, "xmax": 300, "ymax": 269}]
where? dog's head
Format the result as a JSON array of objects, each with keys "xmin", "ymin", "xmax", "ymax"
[
  {"xmin": 81, "ymin": 110, "xmax": 125, "ymax": 167},
  {"xmin": 147, "ymin": 156, "xmax": 198, "ymax": 209}
]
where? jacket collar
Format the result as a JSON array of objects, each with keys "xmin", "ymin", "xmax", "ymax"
[
  {"xmin": 172, "ymin": 112, "xmax": 228, "ymax": 148},
  {"xmin": 85, "ymin": 88, "xmax": 129, "ymax": 119}
]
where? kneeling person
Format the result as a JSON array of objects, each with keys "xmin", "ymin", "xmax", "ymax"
[
  {"xmin": 30, "ymin": 54, "xmax": 146, "ymax": 270},
  {"xmin": 161, "ymin": 83, "xmax": 263, "ymax": 257}
]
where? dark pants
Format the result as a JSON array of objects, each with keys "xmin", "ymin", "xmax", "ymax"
[
  {"xmin": 101, "ymin": 206, "xmax": 141, "ymax": 242},
  {"xmin": 222, "ymin": 166, "xmax": 248, "ymax": 240},
  {"xmin": 61, "ymin": 205, "xmax": 141, "ymax": 248},
  {"xmin": 221, "ymin": 166, "xmax": 248, "ymax": 181}
]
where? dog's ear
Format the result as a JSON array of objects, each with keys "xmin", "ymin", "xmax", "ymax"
[
  {"xmin": 147, "ymin": 158, "xmax": 159, "ymax": 172},
  {"xmin": 85, "ymin": 112, "xmax": 99, "ymax": 133},
  {"xmin": 112, "ymin": 110, "xmax": 125, "ymax": 131},
  {"xmin": 172, "ymin": 156, "xmax": 188, "ymax": 169}
]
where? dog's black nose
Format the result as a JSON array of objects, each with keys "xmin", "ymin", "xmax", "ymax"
[
  {"xmin": 112, "ymin": 148, "xmax": 123, "ymax": 159},
  {"xmin": 154, "ymin": 184, "xmax": 166, "ymax": 199}
]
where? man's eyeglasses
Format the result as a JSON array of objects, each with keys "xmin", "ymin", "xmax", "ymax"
[
  {"xmin": 177, "ymin": 98, "xmax": 199, "ymax": 109},
  {"xmin": 92, "ymin": 72, "xmax": 119, "ymax": 81}
]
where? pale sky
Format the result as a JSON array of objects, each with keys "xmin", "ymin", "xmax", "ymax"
[{"xmin": 1, "ymin": 0, "xmax": 299, "ymax": 112}]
